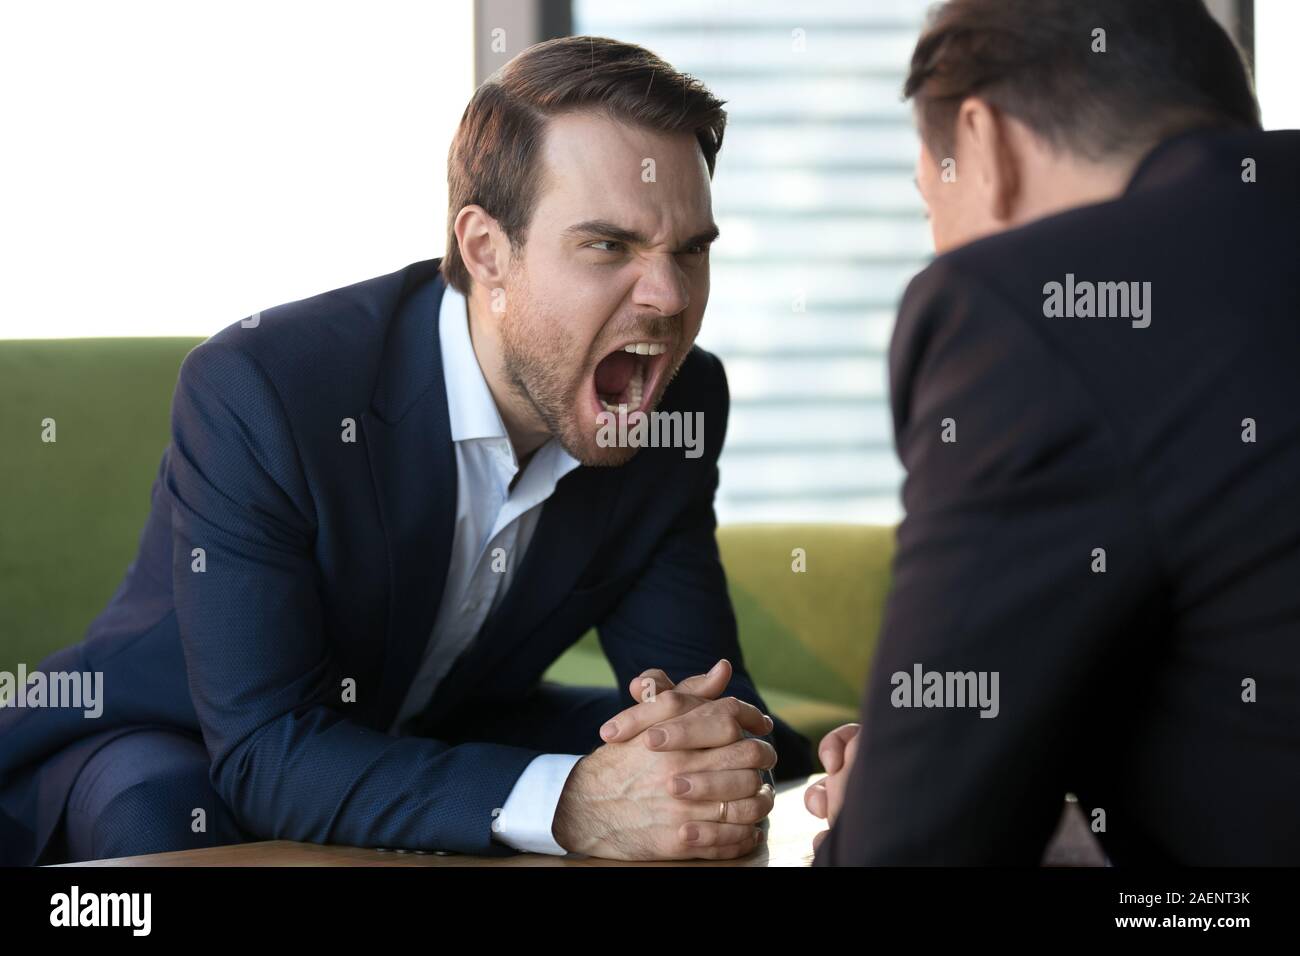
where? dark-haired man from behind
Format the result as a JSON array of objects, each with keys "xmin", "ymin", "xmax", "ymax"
[
  {"xmin": 0, "ymin": 36, "xmax": 814, "ymax": 866},
  {"xmin": 809, "ymin": 0, "xmax": 1300, "ymax": 864}
]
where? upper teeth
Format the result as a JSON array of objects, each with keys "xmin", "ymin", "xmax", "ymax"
[{"xmin": 623, "ymin": 342, "xmax": 666, "ymax": 355}]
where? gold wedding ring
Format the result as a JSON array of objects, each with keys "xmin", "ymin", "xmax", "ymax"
[{"xmin": 717, "ymin": 800, "xmax": 728, "ymax": 823}]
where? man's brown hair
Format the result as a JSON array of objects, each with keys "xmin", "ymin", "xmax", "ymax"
[
  {"xmin": 904, "ymin": 0, "xmax": 1260, "ymax": 162},
  {"xmin": 441, "ymin": 35, "xmax": 727, "ymax": 294}
]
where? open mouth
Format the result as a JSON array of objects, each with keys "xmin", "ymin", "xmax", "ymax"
[{"xmin": 591, "ymin": 341, "xmax": 672, "ymax": 417}]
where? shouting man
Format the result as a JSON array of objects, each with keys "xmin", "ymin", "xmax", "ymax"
[{"xmin": 0, "ymin": 36, "xmax": 814, "ymax": 866}]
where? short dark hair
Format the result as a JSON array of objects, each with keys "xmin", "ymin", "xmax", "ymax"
[
  {"xmin": 441, "ymin": 35, "xmax": 727, "ymax": 294},
  {"xmin": 904, "ymin": 0, "xmax": 1260, "ymax": 161}
]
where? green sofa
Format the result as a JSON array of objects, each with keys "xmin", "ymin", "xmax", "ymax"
[{"xmin": 1, "ymin": 338, "xmax": 894, "ymax": 760}]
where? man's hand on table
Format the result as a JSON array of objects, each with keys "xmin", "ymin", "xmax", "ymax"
[
  {"xmin": 804, "ymin": 722, "xmax": 860, "ymax": 852},
  {"xmin": 551, "ymin": 659, "xmax": 777, "ymax": 861}
]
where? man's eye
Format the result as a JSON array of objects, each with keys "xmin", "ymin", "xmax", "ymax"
[
  {"xmin": 588, "ymin": 240, "xmax": 625, "ymax": 253},
  {"xmin": 681, "ymin": 244, "xmax": 710, "ymax": 256}
]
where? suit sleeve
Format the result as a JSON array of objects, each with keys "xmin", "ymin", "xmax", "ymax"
[
  {"xmin": 593, "ymin": 352, "xmax": 816, "ymax": 783},
  {"xmin": 167, "ymin": 341, "xmax": 540, "ymax": 855},
  {"xmin": 815, "ymin": 260, "xmax": 1163, "ymax": 864}
]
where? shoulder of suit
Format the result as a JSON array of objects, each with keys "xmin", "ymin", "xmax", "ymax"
[
  {"xmin": 188, "ymin": 260, "xmax": 436, "ymax": 406},
  {"xmin": 205, "ymin": 260, "xmax": 428, "ymax": 357},
  {"xmin": 896, "ymin": 194, "xmax": 1152, "ymax": 342},
  {"xmin": 661, "ymin": 344, "xmax": 728, "ymax": 414}
]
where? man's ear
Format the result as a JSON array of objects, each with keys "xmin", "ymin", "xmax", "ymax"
[
  {"xmin": 956, "ymin": 96, "xmax": 1021, "ymax": 224},
  {"xmin": 453, "ymin": 204, "xmax": 510, "ymax": 288}
]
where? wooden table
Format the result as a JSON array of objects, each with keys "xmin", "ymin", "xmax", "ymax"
[{"xmin": 55, "ymin": 774, "xmax": 828, "ymax": 867}]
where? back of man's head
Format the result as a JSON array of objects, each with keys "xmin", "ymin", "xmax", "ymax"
[{"xmin": 904, "ymin": 0, "xmax": 1261, "ymax": 163}]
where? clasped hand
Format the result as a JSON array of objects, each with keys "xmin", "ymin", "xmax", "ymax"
[{"xmin": 552, "ymin": 659, "xmax": 777, "ymax": 860}]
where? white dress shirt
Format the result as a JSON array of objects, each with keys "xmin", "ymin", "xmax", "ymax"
[{"xmin": 387, "ymin": 282, "xmax": 583, "ymax": 855}]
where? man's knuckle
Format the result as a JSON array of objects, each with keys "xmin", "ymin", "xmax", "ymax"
[
  {"xmin": 660, "ymin": 689, "xmax": 686, "ymax": 714},
  {"xmin": 669, "ymin": 802, "xmax": 694, "ymax": 825}
]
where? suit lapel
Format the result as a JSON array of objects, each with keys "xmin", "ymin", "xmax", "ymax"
[
  {"xmin": 359, "ymin": 259, "xmax": 627, "ymax": 733},
  {"xmin": 416, "ymin": 462, "xmax": 623, "ymax": 729},
  {"xmin": 361, "ymin": 262, "xmax": 457, "ymax": 731}
]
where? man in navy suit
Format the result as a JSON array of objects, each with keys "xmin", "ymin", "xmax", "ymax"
[
  {"xmin": 806, "ymin": 0, "xmax": 1300, "ymax": 864},
  {"xmin": 0, "ymin": 35, "xmax": 813, "ymax": 866}
]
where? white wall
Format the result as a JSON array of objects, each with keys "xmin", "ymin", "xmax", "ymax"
[{"xmin": 0, "ymin": 0, "xmax": 474, "ymax": 339}]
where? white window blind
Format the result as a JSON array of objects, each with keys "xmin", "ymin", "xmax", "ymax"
[{"xmin": 575, "ymin": 0, "xmax": 935, "ymax": 523}]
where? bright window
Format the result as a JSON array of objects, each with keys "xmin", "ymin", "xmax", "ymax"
[
  {"xmin": 0, "ymin": 0, "xmax": 474, "ymax": 340},
  {"xmin": 1255, "ymin": 0, "xmax": 1300, "ymax": 130}
]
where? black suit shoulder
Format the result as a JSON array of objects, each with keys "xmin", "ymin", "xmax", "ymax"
[{"xmin": 645, "ymin": 344, "xmax": 730, "ymax": 469}]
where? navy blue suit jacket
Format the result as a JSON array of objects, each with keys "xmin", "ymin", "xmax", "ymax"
[{"xmin": 0, "ymin": 259, "xmax": 813, "ymax": 865}]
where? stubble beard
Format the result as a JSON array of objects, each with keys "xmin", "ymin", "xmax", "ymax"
[{"xmin": 498, "ymin": 264, "xmax": 693, "ymax": 468}]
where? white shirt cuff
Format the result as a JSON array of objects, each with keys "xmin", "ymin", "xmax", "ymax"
[{"xmin": 490, "ymin": 753, "xmax": 582, "ymax": 855}]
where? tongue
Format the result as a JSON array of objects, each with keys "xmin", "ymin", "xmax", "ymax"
[{"xmin": 594, "ymin": 351, "xmax": 637, "ymax": 397}]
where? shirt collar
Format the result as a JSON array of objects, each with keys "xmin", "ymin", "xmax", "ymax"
[
  {"xmin": 439, "ymin": 281, "xmax": 509, "ymax": 443},
  {"xmin": 438, "ymin": 282, "xmax": 581, "ymax": 485}
]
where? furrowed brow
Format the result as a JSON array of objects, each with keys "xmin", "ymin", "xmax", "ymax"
[
  {"xmin": 676, "ymin": 225, "xmax": 720, "ymax": 253},
  {"xmin": 563, "ymin": 220, "xmax": 721, "ymax": 252},
  {"xmin": 562, "ymin": 220, "xmax": 648, "ymax": 245}
]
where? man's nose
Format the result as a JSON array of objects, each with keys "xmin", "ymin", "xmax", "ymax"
[{"xmin": 632, "ymin": 255, "xmax": 691, "ymax": 318}]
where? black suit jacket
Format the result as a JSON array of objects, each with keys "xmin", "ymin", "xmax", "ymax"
[
  {"xmin": 816, "ymin": 128, "xmax": 1300, "ymax": 866},
  {"xmin": 0, "ymin": 260, "xmax": 813, "ymax": 866}
]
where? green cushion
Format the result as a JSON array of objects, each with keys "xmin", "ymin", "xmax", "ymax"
[
  {"xmin": 0, "ymin": 338, "xmax": 202, "ymax": 675},
  {"xmin": 543, "ymin": 523, "xmax": 894, "ymax": 746},
  {"xmin": 718, "ymin": 523, "xmax": 892, "ymax": 709}
]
